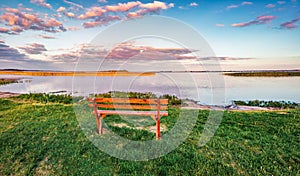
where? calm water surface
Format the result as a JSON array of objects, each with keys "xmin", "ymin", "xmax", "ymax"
[{"xmin": 0, "ymin": 73, "xmax": 299, "ymax": 105}]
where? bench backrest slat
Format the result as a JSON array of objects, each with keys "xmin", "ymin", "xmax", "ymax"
[
  {"xmin": 88, "ymin": 98, "xmax": 168, "ymax": 105},
  {"xmin": 87, "ymin": 98, "xmax": 168, "ymax": 111}
]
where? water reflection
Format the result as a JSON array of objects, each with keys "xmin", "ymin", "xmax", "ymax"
[{"xmin": 0, "ymin": 73, "xmax": 299, "ymax": 105}]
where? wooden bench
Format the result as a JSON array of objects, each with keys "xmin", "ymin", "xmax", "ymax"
[{"xmin": 87, "ymin": 97, "xmax": 168, "ymax": 140}]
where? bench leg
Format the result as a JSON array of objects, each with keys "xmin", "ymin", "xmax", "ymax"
[
  {"xmin": 97, "ymin": 114, "xmax": 105, "ymax": 134},
  {"xmin": 95, "ymin": 115, "xmax": 100, "ymax": 134},
  {"xmin": 156, "ymin": 116, "xmax": 160, "ymax": 140}
]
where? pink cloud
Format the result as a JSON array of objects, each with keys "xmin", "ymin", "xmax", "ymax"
[
  {"xmin": 30, "ymin": 0, "xmax": 52, "ymax": 9},
  {"xmin": 232, "ymin": 15, "xmax": 276, "ymax": 27},
  {"xmin": 266, "ymin": 4, "xmax": 276, "ymax": 8},
  {"xmin": 126, "ymin": 9, "xmax": 148, "ymax": 18},
  {"xmin": 280, "ymin": 17, "xmax": 300, "ymax": 29},
  {"xmin": 66, "ymin": 26, "xmax": 81, "ymax": 31},
  {"xmin": 65, "ymin": 12, "xmax": 75, "ymax": 17},
  {"xmin": 78, "ymin": 7, "xmax": 106, "ymax": 19},
  {"xmin": 106, "ymin": 1, "xmax": 141, "ymax": 12},
  {"xmin": 0, "ymin": 27, "xmax": 10, "ymax": 33},
  {"xmin": 11, "ymin": 26, "xmax": 23, "ymax": 33},
  {"xmin": 57, "ymin": 6, "xmax": 66, "ymax": 12},
  {"xmin": 126, "ymin": 1, "xmax": 173, "ymax": 18},
  {"xmin": 139, "ymin": 1, "xmax": 172, "ymax": 11},
  {"xmin": 0, "ymin": 8, "xmax": 66, "ymax": 34},
  {"xmin": 106, "ymin": 42, "xmax": 195, "ymax": 60}
]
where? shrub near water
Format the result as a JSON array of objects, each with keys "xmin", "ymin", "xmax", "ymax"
[{"xmin": 12, "ymin": 93, "xmax": 82, "ymax": 104}]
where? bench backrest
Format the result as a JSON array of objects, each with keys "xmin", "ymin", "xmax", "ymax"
[{"xmin": 87, "ymin": 98, "xmax": 168, "ymax": 111}]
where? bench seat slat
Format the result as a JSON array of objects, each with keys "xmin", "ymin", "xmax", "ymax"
[{"xmin": 95, "ymin": 110, "xmax": 168, "ymax": 116}]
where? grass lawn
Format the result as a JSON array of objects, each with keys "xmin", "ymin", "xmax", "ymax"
[{"xmin": 0, "ymin": 98, "xmax": 299, "ymax": 175}]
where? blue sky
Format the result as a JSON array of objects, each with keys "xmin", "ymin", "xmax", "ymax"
[{"xmin": 0, "ymin": 0, "xmax": 299, "ymax": 70}]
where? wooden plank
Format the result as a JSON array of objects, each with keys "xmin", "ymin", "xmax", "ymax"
[
  {"xmin": 89, "ymin": 98, "xmax": 168, "ymax": 105},
  {"xmin": 95, "ymin": 110, "xmax": 168, "ymax": 116},
  {"xmin": 156, "ymin": 99, "xmax": 161, "ymax": 140},
  {"xmin": 89, "ymin": 104, "xmax": 167, "ymax": 110}
]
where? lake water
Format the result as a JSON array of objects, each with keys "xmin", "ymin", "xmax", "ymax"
[{"xmin": 0, "ymin": 73, "xmax": 299, "ymax": 105}]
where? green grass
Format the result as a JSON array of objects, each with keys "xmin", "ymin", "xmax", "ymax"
[{"xmin": 0, "ymin": 98, "xmax": 299, "ymax": 175}]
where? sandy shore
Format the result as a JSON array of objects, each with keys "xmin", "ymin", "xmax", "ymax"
[{"xmin": 181, "ymin": 100, "xmax": 278, "ymax": 111}]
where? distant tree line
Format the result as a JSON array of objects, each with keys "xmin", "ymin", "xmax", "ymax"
[{"xmin": 233, "ymin": 100, "xmax": 299, "ymax": 109}]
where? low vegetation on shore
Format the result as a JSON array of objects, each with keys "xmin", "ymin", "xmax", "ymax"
[
  {"xmin": 0, "ymin": 78, "xmax": 18, "ymax": 85},
  {"xmin": 0, "ymin": 93, "xmax": 299, "ymax": 175},
  {"xmin": 224, "ymin": 71, "xmax": 300, "ymax": 77},
  {"xmin": 233, "ymin": 100, "xmax": 299, "ymax": 109}
]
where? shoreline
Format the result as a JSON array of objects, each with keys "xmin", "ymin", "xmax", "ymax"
[{"xmin": 0, "ymin": 91, "xmax": 294, "ymax": 111}]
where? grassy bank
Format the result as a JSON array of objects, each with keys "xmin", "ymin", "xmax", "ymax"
[
  {"xmin": 0, "ymin": 96, "xmax": 299, "ymax": 175},
  {"xmin": 224, "ymin": 71, "xmax": 300, "ymax": 77}
]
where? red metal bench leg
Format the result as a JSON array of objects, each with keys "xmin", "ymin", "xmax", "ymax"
[
  {"xmin": 98, "ymin": 114, "xmax": 106, "ymax": 134},
  {"xmin": 156, "ymin": 116, "xmax": 160, "ymax": 140}
]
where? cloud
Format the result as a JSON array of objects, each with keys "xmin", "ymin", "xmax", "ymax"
[
  {"xmin": 178, "ymin": 6, "xmax": 186, "ymax": 10},
  {"xmin": 189, "ymin": 2, "xmax": 199, "ymax": 7},
  {"xmin": 57, "ymin": 6, "xmax": 66, "ymax": 12},
  {"xmin": 63, "ymin": 0, "xmax": 84, "ymax": 9},
  {"xmin": 0, "ymin": 27, "xmax": 10, "ymax": 34},
  {"xmin": 98, "ymin": 0, "xmax": 108, "ymax": 3},
  {"xmin": 0, "ymin": 41, "xmax": 27, "ymax": 61},
  {"xmin": 215, "ymin": 23, "xmax": 225, "ymax": 27},
  {"xmin": 77, "ymin": 1, "xmax": 173, "ymax": 28},
  {"xmin": 51, "ymin": 44, "xmax": 107, "ymax": 63},
  {"xmin": 65, "ymin": 12, "xmax": 75, "ymax": 17},
  {"xmin": 232, "ymin": 15, "xmax": 276, "ymax": 27},
  {"xmin": 106, "ymin": 1, "xmax": 141, "ymax": 12},
  {"xmin": 83, "ymin": 15, "xmax": 121, "ymax": 28},
  {"xmin": 0, "ymin": 8, "xmax": 66, "ymax": 34},
  {"xmin": 66, "ymin": 26, "xmax": 81, "ymax": 31},
  {"xmin": 38, "ymin": 34, "xmax": 56, "ymax": 39},
  {"xmin": 126, "ymin": 1, "xmax": 173, "ymax": 18},
  {"xmin": 139, "ymin": 1, "xmax": 172, "ymax": 11},
  {"xmin": 78, "ymin": 7, "xmax": 106, "ymax": 19},
  {"xmin": 227, "ymin": 5, "xmax": 239, "ymax": 9},
  {"xmin": 199, "ymin": 57, "xmax": 253, "ymax": 61},
  {"xmin": 266, "ymin": 4, "xmax": 276, "ymax": 8},
  {"xmin": 30, "ymin": 0, "xmax": 52, "ymax": 9},
  {"xmin": 241, "ymin": 1, "xmax": 253, "ymax": 5},
  {"xmin": 277, "ymin": 1, "xmax": 286, "ymax": 4},
  {"xmin": 280, "ymin": 17, "xmax": 300, "ymax": 29},
  {"xmin": 106, "ymin": 42, "xmax": 196, "ymax": 60},
  {"xmin": 19, "ymin": 43, "xmax": 47, "ymax": 55}
]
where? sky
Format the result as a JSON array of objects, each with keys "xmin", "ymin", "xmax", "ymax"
[{"xmin": 0, "ymin": 0, "xmax": 300, "ymax": 71}]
